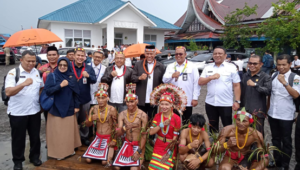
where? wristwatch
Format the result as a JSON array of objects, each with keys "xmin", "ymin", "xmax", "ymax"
[
  {"xmin": 235, "ymin": 100, "xmax": 241, "ymax": 104},
  {"xmin": 254, "ymin": 83, "xmax": 257, "ymax": 86},
  {"xmin": 284, "ymin": 82, "xmax": 289, "ymax": 87},
  {"xmin": 137, "ymin": 148, "xmax": 142, "ymax": 154}
]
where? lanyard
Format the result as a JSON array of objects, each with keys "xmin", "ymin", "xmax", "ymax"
[
  {"xmin": 72, "ymin": 62, "xmax": 86, "ymax": 81},
  {"xmin": 93, "ymin": 63, "xmax": 102, "ymax": 80},
  {"xmin": 174, "ymin": 60, "xmax": 188, "ymax": 76},
  {"xmin": 113, "ymin": 66, "xmax": 126, "ymax": 79}
]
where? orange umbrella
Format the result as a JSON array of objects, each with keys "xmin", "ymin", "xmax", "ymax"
[
  {"xmin": 3, "ymin": 28, "xmax": 62, "ymax": 47},
  {"xmin": 123, "ymin": 43, "xmax": 161, "ymax": 58}
]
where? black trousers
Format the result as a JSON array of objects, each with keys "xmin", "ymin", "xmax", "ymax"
[
  {"xmin": 295, "ymin": 97, "xmax": 300, "ymax": 112},
  {"xmin": 268, "ymin": 116, "xmax": 293, "ymax": 169},
  {"xmin": 9, "ymin": 113, "xmax": 41, "ymax": 164},
  {"xmin": 139, "ymin": 103, "xmax": 158, "ymax": 120},
  {"xmin": 205, "ymin": 103, "xmax": 232, "ymax": 133},
  {"xmin": 254, "ymin": 117, "xmax": 265, "ymax": 137},
  {"xmin": 173, "ymin": 106, "xmax": 193, "ymax": 125},
  {"xmin": 295, "ymin": 116, "xmax": 300, "ymax": 170}
]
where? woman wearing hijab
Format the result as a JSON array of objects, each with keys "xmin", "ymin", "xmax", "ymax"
[{"xmin": 44, "ymin": 57, "xmax": 81, "ymax": 160}]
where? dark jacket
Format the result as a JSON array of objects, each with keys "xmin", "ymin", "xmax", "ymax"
[
  {"xmin": 132, "ymin": 59, "xmax": 165, "ymax": 106},
  {"xmin": 101, "ymin": 65, "xmax": 133, "ymax": 102},
  {"xmin": 240, "ymin": 70, "xmax": 272, "ymax": 118},
  {"xmin": 73, "ymin": 63, "xmax": 97, "ymax": 104}
]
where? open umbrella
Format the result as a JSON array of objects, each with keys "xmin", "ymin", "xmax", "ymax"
[
  {"xmin": 123, "ymin": 43, "xmax": 161, "ymax": 58},
  {"xmin": 3, "ymin": 28, "xmax": 62, "ymax": 54}
]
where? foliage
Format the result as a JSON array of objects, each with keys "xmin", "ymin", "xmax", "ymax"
[
  {"xmin": 221, "ymin": 3, "xmax": 258, "ymax": 50},
  {"xmin": 257, "ymin": 0, "xmax": 300, "ymax": 53},
  {"xmin": 185, "ymin": 39, "xmax": 209, "ymax": 51}
]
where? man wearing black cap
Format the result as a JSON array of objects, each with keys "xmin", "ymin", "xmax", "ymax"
[
  {"xmin": 72, "ymin": 48, "xmax": 97, "ymax": 146},
  {"xmin": 132, "ymin": 45, "xmax": 165, "ymax": 119}
]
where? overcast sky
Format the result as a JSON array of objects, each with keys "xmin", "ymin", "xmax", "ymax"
[{"xmin": 0, "ymin": 0, "xmax": 188, "ymax": 35}]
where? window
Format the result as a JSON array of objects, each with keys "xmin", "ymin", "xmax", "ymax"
[
  {"xmin": 144, "ymin": 34, "xmax": 157, "ymax": 42},
  {"xmin": 64, "ymin": 29, "xmax": 91, "ymax": 48},
  {"xmin": 187, "ymin": 18, "xmax": 207, "ymax": 32},
  {"xmin": 115, "ymin": 33, "xmax": 123, "ymax": 39}
]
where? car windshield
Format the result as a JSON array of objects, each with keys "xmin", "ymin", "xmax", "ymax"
[{"xmin": 190, "ymin": 54, "xmax": 212, "ymax": 62}]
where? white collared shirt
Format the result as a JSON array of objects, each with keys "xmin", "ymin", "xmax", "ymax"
[
  {"xmin": 291, "ymin": 59, "xmax": 300, "ymax": 70},
  {"xmin": 200, "ymin": 62, "xmax": 241, "ymax": 107},
  {"xmin": 88, "ymin": 61, "xmax": 107, "ymax": 104},
  {"xmin": 233, "ymin": 60, "xmax": 244, "ymax": 71},
  {"xmin": 6, "ymin": 64, "xmax": 44, "ymax": 116},
  {"xmin": 145, "ymin": 61, "xmax": 154, "ymax": 103},
  {"xmin": 163, "ymin": 60, "xmax": 201, "ymax": 107},
  {"xmin": 109, "ymin": 65, "xmax": 125, "ymax": 104},
  {"xmin": 268, "ymin": 70, "xmax": 300, "ymax": 120}
]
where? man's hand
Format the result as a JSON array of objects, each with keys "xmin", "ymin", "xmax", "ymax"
[
  {"xmin": 22, "ymin": 78, "xmax": 33, "ymax": 86},
  {"xmin": 82, "ymin": 71, "xmax": 90, "ymax": 78},
  {"xmin": 277, "ymin": 74, "xmax": 287, "ymax": 85},
  {"xmin": 190, "ymin": 139, "xmax": 200, "ymax": 149},
  {"xmin": 232, "ymin": 102, "xmax": 240, "ymax": 111},
  {"xmin": 172, "ymin": 72, "xmax": 180, "ymax": 79},
  {"xmin": 132, "ymin": 152, "xmax": 140, "ymax": 161},
  {"xmin": 139, "ymin": 73, "xmax": 147, "ymax": 80},
  {"xmin": 108, "ymin": 140, "xmax": 116, "ymax": 147},
  {"xmin": 187, "ymin": 159, "xmax": 201, "ymax": 170},
  {"xmin": 163, "ymin": 119, "xmax": 171, "ymax": 126},
  {"xmin": 238, "ymin": 165, "xmax": 248, "ymax": 170},
  {"xmin": 74, "ymin": 108, "xmax": 79, "ymax": 113},
  {"xmin": 247, "ymin": 79, "xmax": 256, "ymax": 87},
  {"xmin": 60, "ymin": 80, "xmax": 69, "ymax": 88},
  {"xmin": 111, "ymin": 70, "xmax": 118, "ymax": 77},
  {"xmin": 209, "ymin": 73, "xmax": 220, "ymax": 80},
  {"xmin": 227, "ymin": 137, "xmax": 237, "ymax": 148},
  {"xmin": 192, "ymin": 100, "xmax": 198, "ymax": 107},
  {"xmin": 41, "ymin": 67, "xmax": 48, "ymax": 73}
]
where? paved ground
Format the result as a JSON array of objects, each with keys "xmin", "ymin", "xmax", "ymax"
[{"xmin": 0, "ymin": 61, "xmax": 296, "ymax": 170}]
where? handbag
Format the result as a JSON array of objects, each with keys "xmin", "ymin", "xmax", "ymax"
[{"xmin": 40, "ymin": 73, "xmax": 55, "ymax": 111}]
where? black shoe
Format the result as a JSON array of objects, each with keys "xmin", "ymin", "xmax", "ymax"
[
  {"xmin": 30, "ymin": 159, "xmax": 42, "ymax": 166},
  {"xmin": 14, "ymin": 163, "xmax": 23, "ymax": 170},
  {"xmin": 81, "ymin": 138, "xmax": 91, "ymax": 146}
]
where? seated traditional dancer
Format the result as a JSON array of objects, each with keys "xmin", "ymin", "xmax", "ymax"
[
  {"xmin": 113, "ymin": 83, "xmax": 148, "ymax": 170},
  {"xmin": 82, "ymin": 83, "xmax": 118, "ymax": 166},
  {"xmin": 179, "ymin": 114, "xmax": 214, "ymax": 170},
  {"xmin": 217, "ymin": 108, "xmax": 268, "ymax": 170},
  {"xmin": 149, "ymin": 84, "xmax": 187, "ymax": 170}
]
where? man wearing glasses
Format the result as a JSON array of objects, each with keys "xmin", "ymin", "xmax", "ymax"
[
  {"xmin": 198, "ymin": 46, "xmax": 241, "ymax": 133},
  {"xmin": 240, "ymin": 55, "xmax": 272, "ymax": 136},
  {"xmin": 162, "ymin": 46, "xmax": 200, "ymax": 123}
]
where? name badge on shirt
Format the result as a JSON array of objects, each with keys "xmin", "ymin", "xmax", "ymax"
[
  {"xmin": 183, "ymin": 73, "xmax": 188, "ymax": 81},
  {"xmin": 20, "ymin": 76, "xmax": 26, "ymax": 78},
  {"xmin": 83, "ymin": 77, "xmax": 87, "ymax": 84}
]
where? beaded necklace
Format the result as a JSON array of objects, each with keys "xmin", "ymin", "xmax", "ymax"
[{"xmin": 236, "ymin": 126, "xmax": 249, "ymax": 150}]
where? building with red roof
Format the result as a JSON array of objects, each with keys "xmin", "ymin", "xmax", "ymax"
[{"xmin": 165, "ymin": 0, "xmax": 280, "ymax": 51}]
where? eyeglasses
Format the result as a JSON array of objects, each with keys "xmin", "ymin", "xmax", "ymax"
[
  {"xmin": 115, "ymin": 57, "xmax": 124, "ymax": 60},
  {"xmin": 59, "ymin": 64, "xmax": 68, "ymax": 67},
  {"xmin": 248, "ymin": 62, "xmax": 259, "ymax": 66},
  {"xmin": 175, "ymin": 53, "xmax": 184, "ymax": 56},
  {"xmin": 213, "ymin": 53, "xmax": 224, "ymax": 56}
]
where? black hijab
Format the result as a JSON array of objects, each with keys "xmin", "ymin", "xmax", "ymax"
[{"xmin": 53, "ymin": 57, "xmax": 80, "ymax": 117}]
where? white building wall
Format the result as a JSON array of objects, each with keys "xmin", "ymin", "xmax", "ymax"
[
  {"xmin": 49, "ymin": 22, "xmax": 102, "ymax": 49},
  {"xmin": 144, "ymin": 29, "xmax": 165, "ymax": 49},
  {"xmin": 114, "ymin": 28, "xmax": 137, "ymax": 45}
]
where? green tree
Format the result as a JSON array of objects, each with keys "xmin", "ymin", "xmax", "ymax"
[
  {"xmin": 258, "ymin": 0, "xmax": 300, "ymax": 53},
  {"xmin": 186, "ymin": 39, "xmax": 199, "ymax": 51},
  {"xmin": 221, "ymin": 3, "xmax": 258, "ymax": 50}
]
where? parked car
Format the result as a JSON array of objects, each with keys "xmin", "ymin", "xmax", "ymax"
[
  {"xmin": 19, "ymin": 46, "xmax": 33, "ymax": 54},
  {"xmin": 0, "ymin": 48, "xmax": 16, "ymax": 64},
  {"xmin": 190, "ymin": 52, "xmax": 249, "ymax": 73}
]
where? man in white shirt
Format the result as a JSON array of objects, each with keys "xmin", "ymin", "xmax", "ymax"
[
  {"xmin": 4, "ymin": 47, "xmax": 11, "ymax": 66},
  {"xmin": 268, "ymin": 54, "xmax": 300, "ymax": 170},
  {"xmin": 5, "ymin": 50, "xmax": 44, "ymax": 170},
  {"xmin": 291, "ymin": 55, "xmax": 300, "ymax": 75},
  {"xmin": 199, "ymin": 46, "xmax": 241, "ymax": 133},
  {"xmin": 101, "ymin": 52, "xmax": 133, "ymax": 113},
  {"xmin": 233, "ymin": 55, "xmax": 244, "ymax": 80},
  {"xmin": 88, "ymin": 51, "xmax": 107, "ymax": 105},
  {"xmin": 163, "ymin": 46, "xmax": 201, "ymax": 123}
]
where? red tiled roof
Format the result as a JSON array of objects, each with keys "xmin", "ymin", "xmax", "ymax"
[
  {"xmin": 0, "ymin": 35, "xmax": 9, "ymax": 40},
  {"xmin": 174, "ymin": 11, "xmax": 187, "ymax": 27},
  {"xmin": 211, "ymin": 0, "xmax": 280, "ymax": 22},
  {"xmin": 194, "ymin": 0, "xmax": 223, "ymax": 30}
]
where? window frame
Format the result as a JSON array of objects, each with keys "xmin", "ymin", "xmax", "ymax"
[{"xmin": 64, "ymin": 29, "xmax": 91, "ymax": 48}]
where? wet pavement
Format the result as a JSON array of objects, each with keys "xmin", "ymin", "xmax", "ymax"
[{"xmin": 0, "ymin": 62, "xmax": 296, "ymax": 169}]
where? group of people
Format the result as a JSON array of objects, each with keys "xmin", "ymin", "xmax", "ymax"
[{"xmin": 4, "ymin": 43, "xmax": 300, "ymax": 170}]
